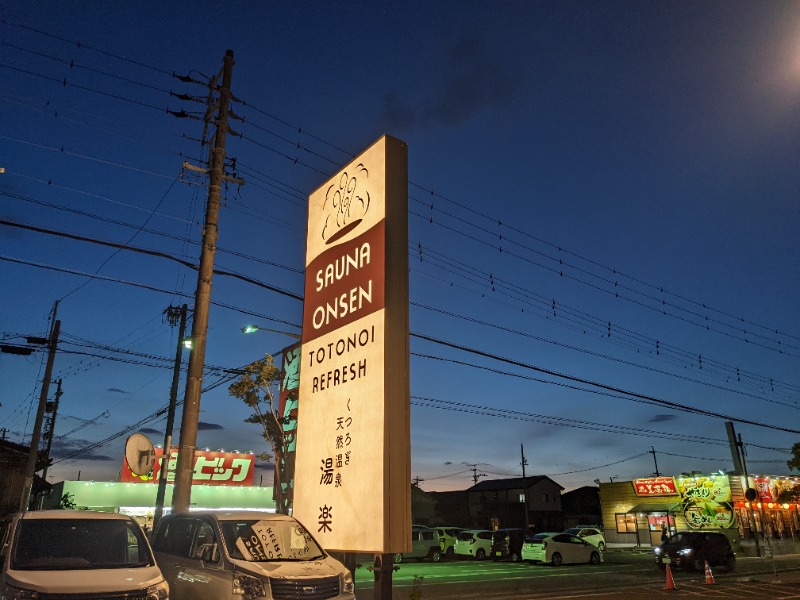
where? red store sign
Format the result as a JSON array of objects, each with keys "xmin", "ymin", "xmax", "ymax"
[
  {"xmin": 121, "ymin": 448, "xmax": 255, "ymax": 486},
  {"xmin": 633, "ymin": 477, "xmax": 678, "ymax": 496}
]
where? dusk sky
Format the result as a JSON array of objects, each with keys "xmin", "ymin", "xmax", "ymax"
[{"xmin": 1, "ymin": 2, "xmax": 798, "ymax": 494}]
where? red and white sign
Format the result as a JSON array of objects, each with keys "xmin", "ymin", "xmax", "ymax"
[
  {"xmin": 121, "ymin": 448, "xmax": 255, "ymax": 486},
  {"xmin": 633, "ymin": 477, "xmax": 678, "ymax": 496}
]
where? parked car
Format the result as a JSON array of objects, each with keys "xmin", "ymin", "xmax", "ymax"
[
  {"xmin": 653, "ymin": 531, "xmax": 735, "ymax": 572},
  {"xmin": 490, "ymin": 528, "xmax": 527, "ymax": 561},
  {"xmin": 563, "ymin": 527, "xmax": 606, "ymax": 551},
  {"xmin": 436, "ymin": 526, "xmax": 464, "ymax": 558},
  {"xmin": 393, "ymin": 526, "xmax": 441, "ymax": 563},
  {"xmin": 151, "ymin": 510, "xmax": 355, "ymax": 600},
  {"xmin": 453, "ymin": 529, "xmax": 494, "ymax": 560},
  {"xmin": 520, "ymin": 532, "xmax": 602, "ymax": 566},
  {"xmin": 0, "ymin": 510, "xmax": 168, "ymax": 599},
  {"xmin": 521, "ymin": 532, "xmax": 560, "ymax": 562}
]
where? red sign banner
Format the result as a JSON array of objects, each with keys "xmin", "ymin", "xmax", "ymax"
[
  {"xmin": 633, "ymin": 477, "xmax": 678, "ymax": 496},
  {"xmin": 121, "ymin": 448, "xmax": 255, "ymax": 486}
]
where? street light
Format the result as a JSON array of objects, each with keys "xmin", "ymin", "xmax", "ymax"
[{"xmin": 241, "ymin": 324, "xmax": 301, "ymax": 339}]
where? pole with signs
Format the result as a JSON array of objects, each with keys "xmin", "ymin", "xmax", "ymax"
[{"xmin": 293, "ymin": 136, "xmax": 411, "ymax": 577}]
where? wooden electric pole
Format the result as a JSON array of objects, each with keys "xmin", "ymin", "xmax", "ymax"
[
  {"xmin": 172, "ymin": 50, "xmax": 237, "ymax": 513},
  {"xmin": 20, "ymin": 303, "xmax": 60, "ymax": 511},
  {"xmin": 154, "ymin": 304, "xmax": 188, "ymax": 526}
]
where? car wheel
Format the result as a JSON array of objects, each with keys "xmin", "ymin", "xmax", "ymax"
[
  {"xmin": 476, "ymin": 548, "xmax": 486, "ymax": 560},
  {"xmin": 598, "ymin": 542, "xmax": 605, "ymax": 551},
  {"xmin": 551, "ymin": 553, "xmax": 563, "ymax": 566},
  {"xmin": 589, "ymin": 551, "xmax": 601, "ymax": 565},
  {"xmin": 446, "ymin": 547, "xmax": 455, "ymax": 559},
  {"xmin": 393, "ymin": 553, "xmax": 403, "ymax": 564},
  {"xmin": 430, "ymin": 549, "xmax": 441, "ymax": 562},
  {"xmin": 691, "ymin": 558, "xmax": 704, "ymax": 572},
  {"xmin": 511, "ymin": 552, "xmax": 520, "ymax": 562},
  {"xmin": 725, "ymin": 556, "xmax": 736, "ymax": 572}
]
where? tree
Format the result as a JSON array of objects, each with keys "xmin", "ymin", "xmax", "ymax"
[
  {"xmin": 57, "ymin": 492, "xmax": 76, "ymax": 509},
  {"xmin": 788, "ymin": 442, "xmax": 800, "ymax": 472},
  {"xmin": 228, "ymin": 355, "xmax": 288, "ymax": 512}
]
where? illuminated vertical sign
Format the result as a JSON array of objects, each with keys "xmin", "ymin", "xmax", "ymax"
[
  {"xmin": 293, "ymin": 135, "xmax": 411, "ymax": 553},
  {"xmin": 277, "ymin": 343, "xmax": 301, "ymax": 513}
]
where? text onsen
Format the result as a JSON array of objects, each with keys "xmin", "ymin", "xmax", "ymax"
[{"xmin": 312, "ymin": 242, "xmax": 373, "ymax": 330}]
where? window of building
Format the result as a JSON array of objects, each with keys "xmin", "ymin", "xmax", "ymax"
[
  {"xmin": 543, "ymin": 493, "xmax": 549, "ymax": 503},
  {"xmin": 615, "ymin": 513, "xmax": 637, "ymax": 533}
]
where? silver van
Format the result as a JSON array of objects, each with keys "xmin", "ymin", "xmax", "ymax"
[
  {"xmin": 151, "ymin": 510, "xmax": 355, "ymax": 600},
  {"xmin": 0, "ymin": 510, "xmax": 168, "ymax": 599}
]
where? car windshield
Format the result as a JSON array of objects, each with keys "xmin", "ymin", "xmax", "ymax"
[
  {"xmin": 220, "ymin": 519, "xmax": 325, "ymax": 562},
  {"xmin": 456, "ymin": 532, "xmax": 475, "ymax": 541},
  {"xmin": 563, "ymin": 528, "xmax": 580, "ymax": 535},
  {"xmin": 525, "ymin": 533, "xmax": 551, "ymax": 543},
  {"xmin": 12, "ymin": 518, "xmax": 153, "ymax": 571}
]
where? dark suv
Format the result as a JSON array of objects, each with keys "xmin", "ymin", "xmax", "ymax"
[
  {"xmin": 654, "ymin": 531, "xmax": 735, "ymax": 572},
  {"xmin": 490, "ymin": 528, "xmax": 527, "ymax": 561}
]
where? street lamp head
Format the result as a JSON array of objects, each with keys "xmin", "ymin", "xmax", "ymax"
[{"xmin": 240, "ymin": 324, "xmax": 301, "ymax": 339}]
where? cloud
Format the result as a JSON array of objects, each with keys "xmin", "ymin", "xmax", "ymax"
[
  {"xmin": 197, "ymin": 422, "xmax": 224, "ymax": 431},
  {"xmin": 139, "ymin": 428, "xmax": 161, "ymax": 435},
  {"xmin": 649, "ymin": 414, "xmax": 678, "ymax": 423},
  {"xmin": 379, "ymin": 30, "xmax": 520, "ymax": 133},
  {"xmin": 107, "ymin": 388, "xmax": 129, "ymax": 395}
]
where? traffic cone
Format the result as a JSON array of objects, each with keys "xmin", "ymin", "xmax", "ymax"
[
  {"xmin": 704, "ymin": 560, "xmax": 715, "ymax": 585},
  {"xmin": 664, "ymin": 563, "xmax": 677, "ymax": 590}
]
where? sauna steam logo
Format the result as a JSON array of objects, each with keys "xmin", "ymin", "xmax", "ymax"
[{"xmin": 321, "ymin": 164, "xmax": 370, "ymax": 245}]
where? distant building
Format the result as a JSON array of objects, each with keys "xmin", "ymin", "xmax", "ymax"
[
  {"xmin": 411, "ymin": 485, "xmax": 437, "ymax": 525},
  {"xmin": 466, "ymin": 476, "xmax": 564, "ymax": 531},
  {"xmin": 561, "ymin": 485, "xmax": 602, "ymax": 529},
  {"xmin": 429, "ymin": 490, "xmax": 471, "ymax": 527},
  {"xmin": 0, "ymin": 439, "xmax": 50, "ymax": 515}
]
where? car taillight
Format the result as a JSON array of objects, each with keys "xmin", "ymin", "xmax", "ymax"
[{"xmin": 542, "ymin": 541, "xmax": 547, "ymax": 549}]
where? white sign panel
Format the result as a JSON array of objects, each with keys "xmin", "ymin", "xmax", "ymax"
[{"xmin": 293, "ymin": 135, "xmax": 410, "ymax": 553}]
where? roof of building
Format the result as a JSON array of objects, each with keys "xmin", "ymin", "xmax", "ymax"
[{"xmin": 467, "ymin": 476, "xmax": 564, "ymax": 492}]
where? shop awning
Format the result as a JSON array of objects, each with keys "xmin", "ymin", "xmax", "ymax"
[{"xmin": 627, "ymin": 502, "xmax": 681, "ymax": 514}]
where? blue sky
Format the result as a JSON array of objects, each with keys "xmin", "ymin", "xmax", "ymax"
[{"xmin": 1, "ymin": 1, "xmax": 798, "ymax": 493}]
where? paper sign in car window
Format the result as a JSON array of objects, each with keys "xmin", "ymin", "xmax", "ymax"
[{"xmin": 235, "ymin": 523, "xmax": 283, "ymax": 560}]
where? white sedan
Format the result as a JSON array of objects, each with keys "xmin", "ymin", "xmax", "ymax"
[
  {"xmin": 522, "ymin": 533, "xmax": 602, "ymax": 566},
  {"xmin": 564, "ymin": 527, "xmax": 606, "ymax": 551}
]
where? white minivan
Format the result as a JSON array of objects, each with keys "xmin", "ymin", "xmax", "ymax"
[
  {"xmin": 151, "ymin": 510, "xmax": 355, "ymax": 600},
  {"xmin": 0, "ymin": 509, "xmax": 169, "ymax": 600}
]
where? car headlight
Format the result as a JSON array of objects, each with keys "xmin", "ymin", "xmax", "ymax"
[
  {"xmin": 654, "ymin": 547, "xmax": 661, "ymax": 555},
  {"xmin": 342, "ymin": 570, "xmax": 355, "ymax": 594},
  {"xmin": 677, "ymin": 548, "xmax": 692, "ymax": 556},
  {"xmin": 1, "ymin": 583, "xmax": 39, "ymax": 600},
  {"xmin": 233, "ymin": 572, "xmax": 266, "ymax": 598},
  {"xmin": 146, "ymin": 580, "xmax": 169, "ymax": 600}
]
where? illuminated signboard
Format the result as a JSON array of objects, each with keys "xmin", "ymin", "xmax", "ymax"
[
  {"xmin": 676, "ymin": 474, "xmax": 734, "ymax": 529},
  {"xmin": 632, "ymin": 477, "xmax": 678, "ymax": 496},
  {"xmin": 121, "ymin": 448, "xmax": 255, "ymax": 486},
  {"xmin": 276, "ymin": 342, "xmax": 301, "ymax": 513},
  {"xmin": 753, "ymin": 476, "xmax": 799, "ymax": 503},
  {"xmin": 293, "ymin": 135, "xmax": 411, "ymax": 553}
]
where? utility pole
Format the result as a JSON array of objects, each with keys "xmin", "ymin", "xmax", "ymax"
[
  {"xmin": 521, "ymin": 444, "xmax": 529, "ymax": 531},
  {"xmin": 40, "ymin": 378, "xmax": 62, "ymax": 483},
  {"xmin": 469, "ymin": 464, "xmax": 486, "ymax": 485},
  {"xmin": 172, "ymin": 50, "xmax": 236, "ymax": 513},
  {"xmin": 20, "ymin": 303, "xmax": 60, "ymax": 511},
  {"xmin": 650, "ymin": 446, "xmax": 661, "ymax": 477},
  {"xmin": 153, "ymin": 304, "xmax": 188, "ymax": 527},
  {"xmin": 737, "ymin": 433, "xmax": 761, "ymax": 558}
]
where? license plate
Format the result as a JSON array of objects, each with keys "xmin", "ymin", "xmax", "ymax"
[
  {"xmin": 662, "ymin": 557, "xmax": 671, "ymax": 564},
  {"xmin": 496, "ymin": 551, "xmax": 502, "ymax": 556}
]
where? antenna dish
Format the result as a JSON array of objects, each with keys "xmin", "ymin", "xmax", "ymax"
[{"xmin": 125, "ymin": 433, "xmax": 156, "ymax": 476}]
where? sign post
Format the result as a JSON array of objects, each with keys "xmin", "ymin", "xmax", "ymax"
[{"xmin": 293, "ymin": 136, "xmax": 411, "ymax": 580}]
